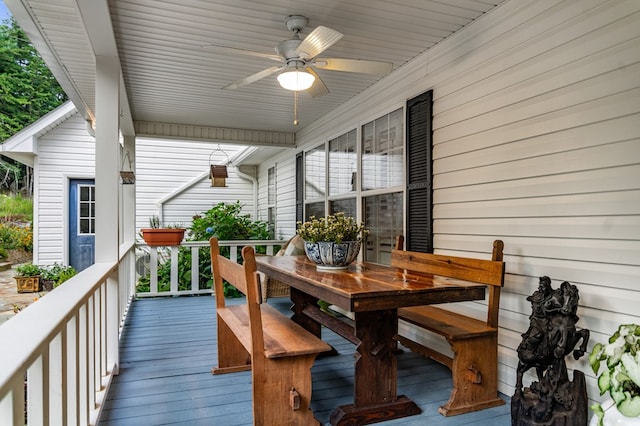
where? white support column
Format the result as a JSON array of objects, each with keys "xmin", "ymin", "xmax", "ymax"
[{"xmin": 94, "ymin": 55, "xmax": 120, "ymax": 377}]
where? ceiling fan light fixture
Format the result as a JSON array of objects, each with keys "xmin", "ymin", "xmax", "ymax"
[{"xmin": 277, "ymin": 69, "xmax": 315, "ymax": 91}]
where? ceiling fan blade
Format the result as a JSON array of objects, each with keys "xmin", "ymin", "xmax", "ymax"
[
  {"xmin": 203, "ymin": 44, "xmax": 283, "ymax": 62},
  {"xmin": 314, "ymin": 58, "xmax": 393, "ymax": 75},
  {"xmin": 296, "ymin": 26, "xmax": 343, "ymax": 59},
  {"xmin": 306, "ymin": 68, "xmax": 329, "ymax": 98},
  {"xmin": 223, "ymin": 66, "xmax": 283, "ymax": 90}
]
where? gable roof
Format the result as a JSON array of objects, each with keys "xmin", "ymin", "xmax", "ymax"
[{"xmin": 1, "ymin": 101, "xmax": 79, "ymax": 167}]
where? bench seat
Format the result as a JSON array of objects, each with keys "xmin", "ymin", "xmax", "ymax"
[
  {"xmin": 393, "ymin": 237, "xmax": 506, "ymax": 416},
  {"xmin": 210, "ymin": 238, "xmax": 330, "ymax": 425},
  {"xmin": 217, "ymin": 303, "xmax": 331, "ymax": 359}
]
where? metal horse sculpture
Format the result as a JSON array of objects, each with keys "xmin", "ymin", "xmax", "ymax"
[{"xmin": 512, "ymin": 276, "xmax": 590, "ymax": 425}]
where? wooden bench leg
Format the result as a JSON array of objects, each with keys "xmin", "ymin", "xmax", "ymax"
[
  {"xmin": 211, "ymin": 314, "xmax": 252, "ymax": 374},
  {"xmin": 252, "ymin": 354, "xmax": 321, "ymax": 426},
  {"xmin": 440, "ymin": 334, "xmax": 505, "ymax": 416}
]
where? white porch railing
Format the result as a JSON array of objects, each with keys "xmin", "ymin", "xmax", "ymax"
[
  {"xmin": 0, "ymin": 239, "xmax": 284, "ymax": 425},
  {"xmin": 0, "ymin": 242, "xmax": 137, "ymax": 426},
  {"xmin": 135, "ymin": 239, "xmax": 287, "ymax": 297}
]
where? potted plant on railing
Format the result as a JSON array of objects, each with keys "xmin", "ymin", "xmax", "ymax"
[
  {"xmin": 141, "ymin": 215, "xmax": 186, "ymax": 247},
  {"xmin": 296, "ymin": 212, "xmax": 368, "ymax": 270},
  {"xmin": 14, "ymin": 263, "xmax": 42, "ymax": 293},
  {"xmin": 589, "ymin": 323, "xmax": 640, "ymax": 426}
]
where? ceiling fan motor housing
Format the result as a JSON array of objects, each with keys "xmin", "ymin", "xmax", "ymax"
[{"xmin": 285, "ymin": 15, "xmax": 308, "ymax": 33}]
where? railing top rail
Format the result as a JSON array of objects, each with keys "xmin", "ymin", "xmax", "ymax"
[
  {"xmin": 137, "ymin": 239, "xmax": 289, "ymax": 248},
  {"xmin": 0, "ymin": 262, "xmax": 116, "ymax": 396}
]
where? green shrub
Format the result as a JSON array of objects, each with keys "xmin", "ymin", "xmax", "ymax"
[
  {"xmin": 0, "ymin": 194, "xmax": 33, "ymax": 222},
  {"xmin": 137, "ymin": 202, "xmax": 271, "ymax": 297},
  {"xmin": 14, "ymin": 263, "xmax": 42, "ymax": 277},
  {"xmin": 0, "ymin": 223, "xmax": 33, "ymax": 251}
]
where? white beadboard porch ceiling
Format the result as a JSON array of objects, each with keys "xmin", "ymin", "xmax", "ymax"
[{"xmin": 9, "ymin": 0, "xmax": 505, "ymax": 143}]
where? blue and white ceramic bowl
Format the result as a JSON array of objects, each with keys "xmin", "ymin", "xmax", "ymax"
[{"xmin": 303, "ymin": 240, "xmax": 361, "ymax": 270}]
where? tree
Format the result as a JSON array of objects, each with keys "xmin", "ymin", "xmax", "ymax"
[{"xmin": 1, "ymin": 17, "xmax": 67, "ymax": 193}]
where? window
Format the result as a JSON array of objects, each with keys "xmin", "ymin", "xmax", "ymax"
[
  {"xmin": 361, "ymin": 108, "xmax": 403, "ymax": 191},
  {"xmin": 363, "ymin": 192, "xmax": 403, "ymax": 264},
  {"xmin": 305, "ymin": 144, "xmax": 325, "ymax": 200},
  {"xmin": 305, "ymin": 144, "xmax": 326, "ymax": 219},
  {"xmin": 267, "ymin": 166, "xmax": 276, "ymax": 236},
  {"xmin": 329, "ymin": 130, "xmax": 357, "ymax": 195},
  {"xmin": 78, "ymin": 184, "xmax": 95, "ymax": 235},
  {"xmin": 297, "ymin": 94, "xmax": 433, "ymax": 263}
]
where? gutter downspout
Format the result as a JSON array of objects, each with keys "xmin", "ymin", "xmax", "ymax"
[{"xmin": 233, "ymin": 166, "xmax": 258, "ymax": 219}]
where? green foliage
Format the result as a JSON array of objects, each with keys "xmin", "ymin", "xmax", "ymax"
[
  {"xmin": 41, "ymin": 263, "xmax": 77, "ymax": 286},
  {"xmin": 148, "ymin": 215, "xmax": 160, "ymax": 228},
  {"xmin": 0, "ymin": 223, "xmax": 32, "ymax": 251},
  {"xmin": 189, "ymin": 201, "xmax": 270, "ymax": 242},
  {"xmin": 14, "ymin": 262, "xmax": 41, "ymax": 277},
  {"xmin": 1, "ymin": 18, "xmax": 67, "ymax": 142},
  {"xmin": 0, "ymin": 194, "xmax": 32, "ymax": 221},
  {"xmin": 589, "ymin": 324, "xmax": 640, "ymax": 425},
  {"xmin": 137, "ymin": 202, "xmax": 270, "ymax": 297}
]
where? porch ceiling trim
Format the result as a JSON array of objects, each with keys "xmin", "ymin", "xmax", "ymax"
[{"xmin": 133, "ymin": 121, "xmax": 295, "ymax": 147}]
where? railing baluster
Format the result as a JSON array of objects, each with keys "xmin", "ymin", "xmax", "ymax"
[
  {"xmin": 170, "ymin": 246, "xmax": 179, "ymax": 293},
  {"xmin": 150, "ymin": 247, "xmax": 158, "ymax": 293},
  {"xmin": 191, "ymin": 246, "xmax": 199, "ymax": 292}
]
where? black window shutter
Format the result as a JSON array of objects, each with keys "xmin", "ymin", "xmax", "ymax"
[
  {"xmin": 406, "ymin": 90, "xmax": 433, "ymax": 253},
  {"xmin": 295, "ymin": 152, "xmax": 303, "ymax": 226}
]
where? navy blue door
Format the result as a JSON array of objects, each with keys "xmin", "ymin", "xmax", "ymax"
[{"xmin": 69, "ymin": 179, "xmax": 95, "ymax": 272}]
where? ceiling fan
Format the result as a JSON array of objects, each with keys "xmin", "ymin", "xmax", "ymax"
[{"xmin": 210, "ymin": 15, "xmax": 394, "ymax": 97}]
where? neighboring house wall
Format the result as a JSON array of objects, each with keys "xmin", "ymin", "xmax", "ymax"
[
  {"xmin": 257, "ymin": 0, "xmax": 640, "ymax": 404},
  {"xmin": 34, "ymin": 112, "xmax": 95, "ymax": 266},
  {"xmin": 134, "ymin": 138, "xmax": 254, "ymax": 233}
]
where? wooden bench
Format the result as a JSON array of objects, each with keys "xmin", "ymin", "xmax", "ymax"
[
  {"xmin": 209, "ymin": 237, "xmax": 331, "ymax": 425},
  {"xmin": 392, "ymin": 236, "xmax": 506, "ymax": 416}
]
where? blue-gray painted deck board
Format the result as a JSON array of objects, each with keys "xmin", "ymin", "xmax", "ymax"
[{"xmin": 99, "ymin": 296, "xmax": 511, "ymax": 425}]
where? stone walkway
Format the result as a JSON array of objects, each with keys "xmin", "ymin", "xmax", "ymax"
[{"xmin": 0, "ymin": 263, "xmax": 45, "ymax": 326}]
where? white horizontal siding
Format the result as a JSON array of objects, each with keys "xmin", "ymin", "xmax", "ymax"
[
  {"xmin": 134, "ymin": 138, "xmax": 254, "ymax": 233},
  {"xmin": 34, "ymin": 112, "xmax": 95, "ymax": 265},
  {"xmin": 258, "ymin": 0, "xmax": 640, "ymax": 405}
]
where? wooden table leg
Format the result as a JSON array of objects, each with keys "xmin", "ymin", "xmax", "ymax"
[
  {"xmin": 290, "ymin": 287, "xmax": 322, "ymax": 337},
  {"xmin": 290, "ymin": 287, "xmax": 338, "ymax": 356},
  {"xmin": 329, "ymin": 309, "xmax": 421, "ymax": 425}
]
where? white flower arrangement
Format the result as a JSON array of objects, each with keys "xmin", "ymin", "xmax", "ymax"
[{"xmin": 296, "ymin": 212, "xmax": 368, "ymax": 243}]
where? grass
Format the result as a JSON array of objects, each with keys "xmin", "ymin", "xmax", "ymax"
[{"xmin": 0, "ymin": 194, "xmax": 33, "ymax": 223}]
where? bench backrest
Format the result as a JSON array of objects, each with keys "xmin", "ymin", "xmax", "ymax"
[
  {"xmin": 392, "ymin": 236, "xmax": 505, "ymax": 328},
  {"xmin": 210, "ymin": 237, "xmax": 264, "ymax": 358}
]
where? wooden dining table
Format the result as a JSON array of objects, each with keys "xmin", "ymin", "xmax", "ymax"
[{"xmin": 255, "ymin": 255, "xmax": 487, "ymax": 425}]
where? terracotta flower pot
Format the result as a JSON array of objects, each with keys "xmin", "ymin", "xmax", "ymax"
[{"xmin": 141, "ymin": 228, "xmax": 185, "ymax": 246}]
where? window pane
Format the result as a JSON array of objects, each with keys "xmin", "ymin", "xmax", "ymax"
[
  {"xmin": 268, "ymin": 167, "xmax": 276, "ymax": 205},
  {"xmin": 330, "ymin": 198, "xmax": 356, "ymax": 219},
  {"xmin": 305, "ymin": 202, "xmax": 325, "ymax": 221},
  {"xmin": 80, "ymin": 218, "xmax": 89, "ymax": 234},
  {"xmin": 361, "ymin": 108, "xmax": 404, "ymax": 191},
  {"xmin": 363, "ymin": 192, "xmax": 403, "ymax": 265},
  {"xmin": 328, "ymin": 129, "xmax": 357, "ymax": 195},
  {"xmin": 305, "ymin": 145, "xmax": 326, "ymax": 199},
  {"xmin": 80, "ymin": 203, "xmax": 89, "ymax": 217},
  {"xmin": 80, "ymin": 186, "xmax": 89, "ymax": 202}
]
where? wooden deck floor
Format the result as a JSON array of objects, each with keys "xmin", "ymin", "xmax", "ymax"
[{"xmin": 99, "ymin": 296, "xmax": 511, "ymax": 425}]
